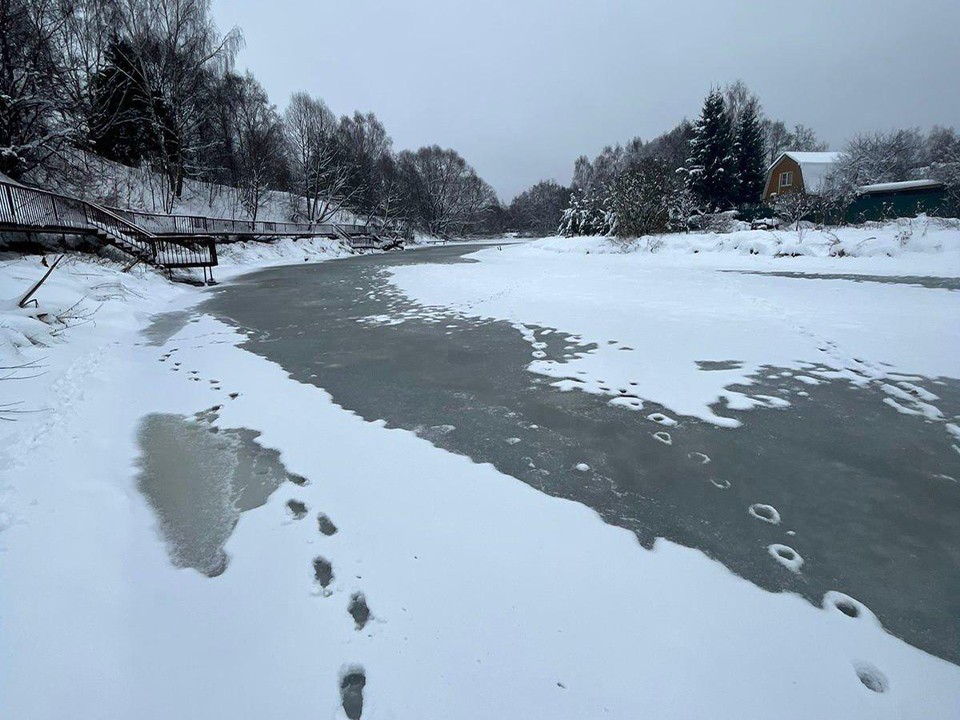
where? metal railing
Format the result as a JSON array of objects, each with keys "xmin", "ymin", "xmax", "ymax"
[
  {"xmin": 107, "ymin": 205, "xmax": 369, "ymax": 238},
  {"xmin": 0, "ymin": 179, "xmax": 216, "ymax": 268},
  {"xmin": 1, "ymin": 179, "xmax": 400, "ymax": 265}
]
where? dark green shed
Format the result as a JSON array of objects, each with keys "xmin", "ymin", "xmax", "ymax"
[{"xmin": 847, "ymin": 180, "xmax": 950, "ymax": 222}]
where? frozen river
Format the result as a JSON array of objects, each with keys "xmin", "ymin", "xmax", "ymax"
[{"xmin": 195, "ymin": 244, "xmax": 960, "ymax": 665}]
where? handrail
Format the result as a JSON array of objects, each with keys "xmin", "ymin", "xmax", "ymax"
[
  {"xmin": 0, "ymin": 179, "xmax": 215, "ymax": 268},
  {"xmin": 107, "ymin": 204, "xmax": 374, "ymax": 238},
  {"xmin": 0, "ymin": 178, "xmax": 399, "ymax": 266},
  {"xmin": 90, "ymin": 202, "xmax": 158, "ymax": 239}
]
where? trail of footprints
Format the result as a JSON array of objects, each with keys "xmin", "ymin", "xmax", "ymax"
[
  {"xmin": 570, "ymin": 399, "xmax": 890, "ymax": 696},
  {"xmin": 284, "ymin": 487, "xmax": 371, "ymax": 717},
  {"xmin": 163, "ymin": 338, "xmax": 891, "ymax": 703},
  {"xmin": 291, "ymin": 495, "xmax": 371, "ymax": 717},
  {"xmin": 160, "ymin": 345, "xmax": 370, "ymax": 717}
]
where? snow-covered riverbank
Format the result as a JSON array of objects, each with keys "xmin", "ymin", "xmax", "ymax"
[{"xmin": 2, "ymin": 234, "xmax": 959, "ymax": 719}]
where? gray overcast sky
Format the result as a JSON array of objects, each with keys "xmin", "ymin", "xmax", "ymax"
[{"xmin": 212, "ymin": 0, "xmax": 960, "ymax": 200}]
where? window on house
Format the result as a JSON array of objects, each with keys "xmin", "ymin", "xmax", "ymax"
[{"xmin": 779, "ymin": 171, "xmax": 794, "ymax": 188}]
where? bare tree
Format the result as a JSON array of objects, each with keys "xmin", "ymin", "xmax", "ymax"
[
  {"xmin": 723, "ymin": 79, "xmax": 756, "ymax": 129},
  {"xmin": 398, "ymin": 146, "xmax": 496, "ymax": 237},
  {"xmin": 832, "ymin": 129, "xmax": 926, "ymax": 191},
  {"xmin": 508, "ymin": 180, "xmax": 570, "ymax": 236},
  {"xmin": 338, "ymin": 111, "xmax": 392, "ymax": 222},
  {"xmin": 608, "ymin": 158, "xmax": 675, "ymax": 239},
  {"xmin": 52, "ymin": 0, "xmax": 117, "ymax": 140},
  {"xmin": 283, "ymin": 92, "xmax": 358, "ymax": 223},
  {"xmin": 0, "ymin": 0, "xmax": 77, "ymax": 178},
  {"xmin": 571, "ymin": 155, "xmax": 594, "ymax": 190},
  {"xmin": 791, "ymin": 124, "xmax": 827, "ymax": 152},
  {"xmin": 228, "ymin": 73, "xmax": 285, "ymax": 221},
  {"xmin": 108, "ymin": 0, "xmax": 243, "ymax": 207},
  {"xmin": 925, "ymin": 127, "xmax": 960, "ymax": 214},
  {"xmin": 773, "ymin": 190, "xmax": 816, "ymax": 234}
]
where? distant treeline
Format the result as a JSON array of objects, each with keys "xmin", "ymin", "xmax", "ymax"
[
  {"xmin": 1, "ymin": 0, "xmax": 497, "ymax": 235},
  {"xmin": 509, "ymin": 82, "xmax": 960, "ymax": 238}
]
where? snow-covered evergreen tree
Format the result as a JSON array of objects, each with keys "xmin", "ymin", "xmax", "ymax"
[
  {"xmin": 733, "ymin": 99, "xmax": 766, "ymax": 205},
  {"xmin": 683, "ymin": 89, "xmax": 735, "ymax": 211}
]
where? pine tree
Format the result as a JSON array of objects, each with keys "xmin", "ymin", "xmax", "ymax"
[
  {"xmin": 684, "ymin": 89, "xmax": 735, "ymax": 210},
  {"xmin": 733, "ymin": 99, "xmax": 767, "ymax": 205},
  {"xmin": 88, "ymin": 38, "xmax": 165, "ymax": 167}
]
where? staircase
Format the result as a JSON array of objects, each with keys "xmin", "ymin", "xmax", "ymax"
[
  {"xmin": 89, "ymin": 218, "xmax": 158, "ymax": 267},
  {"xmin": 0, "ymin": 179, "xmax": 217, "ymax": 275},
  {"xmin": 1, "ymin": 177, "xmax": 397, "ymax": 272},
  {"xmin": 333, "ymin": 224, "xmax": 377, "ymax": 250}
]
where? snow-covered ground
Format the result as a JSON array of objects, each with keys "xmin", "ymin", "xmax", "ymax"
[
  {"xmin": 1, "ymin": 226, "xmax": 959, "ymax": 719},
  {"xmin": 389, "ymin": 220, "xmax": 960, "ymax": 431},
  {"xmin": 26, "ymin": 149, "xmax": 360, "ymax": 225}
]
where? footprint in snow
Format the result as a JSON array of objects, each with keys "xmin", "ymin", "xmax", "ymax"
[
  {"xmin": 768, "ymin": 544, "xmax": 803, "ymax": 573},
  {"xmin": 313, "ymin": 556, "xmax": 334, "ymax": 591},
  {"xmin": 823, "ymin": 591, "xmax": 874, "ymax": 622},
  {"xmin": 688, "ymin": 451, "xmax": 711, "ymax": 465},
  {"xmin": 748, "ymin": 503, "xmax": 781, "ymax": 525},
  {"xmin": 317, "ymin": 513, "xmax": 338, "ymax": 536},
  {"xmin": 286, "ymin": 499, "xmax": 308, "ymax": 520},
  {"xmin": 348, "ymin": 592, "xmax": 371, "ymax": 630},
  {"xmin": 651, "ymin": 431, "xmax": 672, "ymax": 445},
  {"xmin": 340, "ymin": 667, "xmax": 367, "ymax": 719},
  {"xmin": 854, "ymin": 663, "xmax": 888, "ymax": 693}
]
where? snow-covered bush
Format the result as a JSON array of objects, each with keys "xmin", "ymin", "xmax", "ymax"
[
  {"xmin": 559, "ymin": 188, "xmax": 612, "ymax": 237},
  {"xmin": 690, "ymin": 210, "xmax": 742, "ymax": 234},
  {"xmin": 607, "ymin": 159, "xmax": 674, "ymax": 239}
]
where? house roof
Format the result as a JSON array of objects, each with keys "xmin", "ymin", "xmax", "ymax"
[
  {"xmin": 780, "ymin": 151, "xmax": 844, "ymax": 165},
  {"xmin": 856, "ymin": 179, "xmax": 944, "ymax": 194},
  {"xmin": 766, "ymin": 151, "xmax": 844, "ymax": 195}
]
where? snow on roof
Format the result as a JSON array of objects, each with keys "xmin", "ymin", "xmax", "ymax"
[
  {"xmin": 765, "ymin": 152, "xmax": 845, "ymax": 196},
  {"xmin": 856, "ymin": 179, "xmax": 944, "ymax": 194},
  {"xmin": 781, "ymin": 151, "xmax": 845, "ymax": 165},
  {"xmin": 779, "ymin": 152, "xmax": 844, "ymax": 194}
]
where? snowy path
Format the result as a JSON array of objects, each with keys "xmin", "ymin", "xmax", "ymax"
[{"xmin": 1, "ymin": 241, "xmax": 959, "ymax": 719}]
